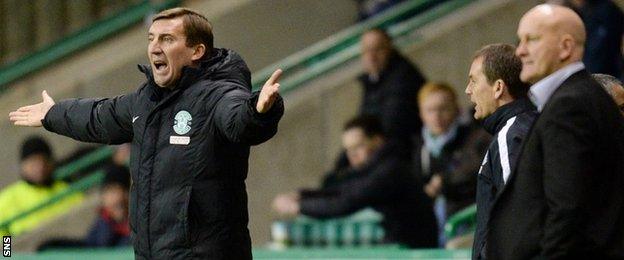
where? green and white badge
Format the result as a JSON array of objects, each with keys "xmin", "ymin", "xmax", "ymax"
[{"xmin": 173, "ymin": 110, "xmax": 192, "ymax": 135}]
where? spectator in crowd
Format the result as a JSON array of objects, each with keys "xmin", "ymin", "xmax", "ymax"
[
  {"xmin": 551, "ymin": 0, "xmax": 624, "ymax": 79},
  {"xmin": 84, "ymin": 169, "xmax": 131, "ymax": 247},
  {"xmin": 272, "ymin": 115, "xmax": 438, "ymax": 248},
  {"xmin": 487, "ymin": 5, "xmax": 624, "ymax": 259},
  {"xmin": 465, "ymin": 43, "xmax": 537, "ymax": 260},
  {"xmin": 412, "ymin": 82, "xmax": 490, "ymax": 245},
  {"xmin": 327, "ymin": 28, "xmax": 426, "ymax": 178},
  {"xmin": 38, "ymin": 144, "xmax": 131, "ymax": 251},
  {"xmin": 35, "ymin": 144, "xmax": 129, "ymax": 248},
  {"xmin": 318, "ymin": 152, "xmax": 366, "ymax": 190},
  {"xmin": 593, "ymin": 73, "xmax": 624, "ymax": 115},
  {"xmin": 0, "ymin": 136, "xmax": 83, "ymax": 236},
  {"xmin": 358, "ymin": 28, "xmax": 426, "ymax": 151}
]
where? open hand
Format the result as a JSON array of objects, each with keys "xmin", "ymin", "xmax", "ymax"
[
  {"xmin": 424, "ymin": 174, "xmax": 443, "ymax": 198},
  {"xmin": 9, "ymin": 90, "xmax": 55, "ymax": 127},
  {"xmin": 256, "ymin": 69, "xmax": 282, "ymax": 113},
  {"xmin": 272, "ymin": 192, "xmax": 300, "ymax": 217}
]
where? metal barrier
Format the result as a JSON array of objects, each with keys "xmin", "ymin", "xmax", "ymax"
[
  {"xmin": 444, "ymin": 204, "xmax": 477, "ymax": 239},
  {"xmin": 15, "ymin": 247, "xmax": 472, "ymax": 259},
  {"xmin": 270, "ymin": 208, "xmax": 386, "ymax": 248}
]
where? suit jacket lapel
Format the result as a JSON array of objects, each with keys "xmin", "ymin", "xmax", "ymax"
[
  {"xmin": 489, "ymin": 116, "xmax": 537, "ymax": 212},
  {"xmin": 488, "ymin": 70, "xmax": 588, "ymax": 215}
]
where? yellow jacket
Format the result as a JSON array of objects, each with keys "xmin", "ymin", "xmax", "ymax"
[{"xmin": 0, "ymin": 180, "xmax": 83, "ymax": 236}]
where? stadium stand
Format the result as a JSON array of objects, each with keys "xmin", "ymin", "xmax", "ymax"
[{"xmin": 4, "ymin": 0, "xmax": 624, "ymax": 258}]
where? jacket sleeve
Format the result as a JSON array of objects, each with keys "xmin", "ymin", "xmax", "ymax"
[
  {"xmin": 42, "ymin": 93, "xmax": 135, "ymax": 144},
  {"xmin": 213, "ymin": 88, "xmax": 284, "ymax": 145},
  {"xmin": 299, "ymin": 161, "xmax": 398, "ymax": 219},
  {"xmin": 539, "ymin": 96, "xmax": 595, "ymax": 258},
  {"xmin": 379, "ymin": 67, "xmax": 424, "ymax": 140}
]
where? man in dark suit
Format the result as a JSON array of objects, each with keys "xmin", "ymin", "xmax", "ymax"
[{"xmin": 486, "ymin": 4, "xmax": 624, "ymax": 259}]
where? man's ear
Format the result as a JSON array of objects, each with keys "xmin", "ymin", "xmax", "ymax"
[
  {"xmin": 494, "ymin": 79, "xmax": 505, "ymax": 100},
  {"xmin": 559, "ymin": 35, "xmax": 574, "ymax": 62},
  {"xmin": 191, "ymin": 44, "xmax": 206, "ymax": 61}
]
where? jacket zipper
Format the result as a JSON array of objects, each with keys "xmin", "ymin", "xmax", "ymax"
[{"xmin": 139, "ymin": 88, "xmax": 184, "ymax": 257}]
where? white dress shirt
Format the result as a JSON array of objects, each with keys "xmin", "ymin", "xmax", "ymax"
[{"xmin": 529, "ymin": 62, "xmax": 585, "ymax": 112}]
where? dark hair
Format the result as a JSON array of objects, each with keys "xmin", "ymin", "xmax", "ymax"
[
  {"xmin": 152, "ymin": 7, "xmax": 213, "ymax": 59},
  {"xmin": 21, "ymin": 136, "xmax": 53, "ymax": 161},
  {"xmin": 102, "ymin": 165, "xmax": 131, "ymax": 191},
  {"xmin": 343, "ymin": 115, "xmax": 385, "ymax": 138},
  {"xmin": 473, "ymin": 43, "xmax": 529, "ymax": 99}
]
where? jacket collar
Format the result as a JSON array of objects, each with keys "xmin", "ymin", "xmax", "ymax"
[
  {"xmin": 529, "ymin": 62, "xmax": 584, "ymax": 112},
  {"xmin": 481, "ymin": 99, "xmax": 535, "ymax": 135},
  {"xmin": 137, "ymin": 48, "xmax": 246, "ymax": 102}
]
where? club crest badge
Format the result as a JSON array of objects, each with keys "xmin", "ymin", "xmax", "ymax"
[{"xmin": 173, "ymin": 110, "xmax": 192, "ymax": 135}]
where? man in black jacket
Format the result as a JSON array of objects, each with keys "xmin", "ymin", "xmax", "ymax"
[
  {"xmin": 465, "ymin": 43, "xmax": 536, "ymax": 259},
  {"xmin": 272, "ymin": 116, "xmax": 438, "ymax": 248},
  {"xmin": 330, "ymin": 28, "xmax": 425, "ymax": 179},
  {"xmin": 487, "ymin": 5, "xmax": 624, "ymax": 259},
  {"xmin": 9, "ymin": 7, "xmax": 284, "ymax": 260},
  {"xmin": 358, "ymin": 28, "xmax": 426, "ymax": 147}
]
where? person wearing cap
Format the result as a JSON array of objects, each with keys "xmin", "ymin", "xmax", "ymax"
[{"xmin": 0, "ymin": 136, "xmax": 83, "ymax": 236}]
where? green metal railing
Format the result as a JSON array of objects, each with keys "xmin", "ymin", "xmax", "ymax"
[
  {"xmin": 251, "ymin": 0, "xmax": 475, "ymax": 93},
  {"xmin": 16, "ymin": 247, "xmax": 472, "ymax": 259},
  {"xmin": 444, "ymin": 204, "xmax": 477, "ymax": 238},
  {"xmin": 0, "ymin": 0, "xmax": 181, "ymax": 91},
  {"xmin": 53, "ymin": 146, "xmax": 113, "ymax": 180},
  {"xmin": 270, "ymin": 208, "xmax": 385, "ymax": 248}
]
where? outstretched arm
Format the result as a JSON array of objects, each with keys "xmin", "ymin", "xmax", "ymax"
[
  {"xmin": 214, "ymin": 69, "xmax": 285, "ymax": 145},
  {"xmin": 9, "ymin": 90, "xmax": 55, "ymax": 127},
  {"xmin": 10, "ymin": 90, "xmax": 134, "ymax": 144}
]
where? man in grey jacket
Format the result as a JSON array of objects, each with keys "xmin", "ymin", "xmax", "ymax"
[{"xmin": 9, "ymin": 7, "xmax": 284, "ymax": 260}]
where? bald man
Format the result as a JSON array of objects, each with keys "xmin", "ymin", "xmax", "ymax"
[{"xmin": 485, "ymin": 4, "xmax": 624, "ymax": 259}]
